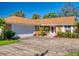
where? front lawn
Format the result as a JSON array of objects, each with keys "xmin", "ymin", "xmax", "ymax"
[
  {"xmin": 65, "ymin": 52, "xmax": 79, "ymax": 56},
  {"xmin": 0, "ymin": 40, "xmax": 18, "ymax": 46}
]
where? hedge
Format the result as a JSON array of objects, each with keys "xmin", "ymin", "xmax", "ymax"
[{"xmin": 57, "ymin": 32, "xmax": 79, "ymax": 38}]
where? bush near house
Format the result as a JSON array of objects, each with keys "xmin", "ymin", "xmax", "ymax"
[
  {"xmin": 0, "ymin": 18, "xmax": 17, "ymax": 46},
  {"xmin": 57, "ymin": 31, "xmax": 64, "ymax": 37},
  {"xmin": 39, "ymin": 27, "xmax": 46, "ymax": 36},
  {"xmin": 4, "ymin": 30, "xmax": 15, "ymax": 39},
  {"xmin": 0, "ymin": 29, "xmax": 17, "ymax": 46},
  {"xmin": 39, "ymin": 26, "xmax": 50, "ymax": 36},
  {"xmin": 57, "ymin": 32, "xmax": 79, "ymax": 38}
]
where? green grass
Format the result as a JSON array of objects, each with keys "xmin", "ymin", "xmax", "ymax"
[
  {"xmin": 0, "ymin": 40, "xmax": 18, "ymax": 46},
  {"xmin": 65, "ymin": 52, "xmax": 79, "ymax": 56}
]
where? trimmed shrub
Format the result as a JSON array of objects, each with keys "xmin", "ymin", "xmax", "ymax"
[
  {"xmin": 57, "ymin": 31, "xmax": 64, "ymax": 37},
  {"xmin": 40, "ymin": 31, "xmax": 46, "ymax": 36},
  {"xmin": 63, "ymin": 32, "xmax": 71, "ymax": 38},
  {"xmin": 4, "ymin": 30, "xmax": 15, "ymax": 39},
  {"xmin": 39, "ymin": 26, "xmax": 50, "ymax": 36},
  {"xmin": 71, "ymin": 33, "xmax": 79, "ymax": 38},
  {"xmin": 57, "ymin": 32, "xmax": 79, "ymax": 38},
  {"xmin": 39, "ymin": 27, "xmax": 46, "ymax": 36}
]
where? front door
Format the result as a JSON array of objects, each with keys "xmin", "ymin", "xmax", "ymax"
[{"xmin": 51, "ymin": 27, "xmax": 54, "ymax": 33}]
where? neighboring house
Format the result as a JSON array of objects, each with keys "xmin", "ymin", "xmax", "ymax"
[{"xmin": 5, "ymin": 16, "xmax": 76, "ymax": 37}]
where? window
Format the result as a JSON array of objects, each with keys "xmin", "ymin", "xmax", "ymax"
[{"xmin": 65, "ymin": 26, "xmax": 71, "ymax": 32}]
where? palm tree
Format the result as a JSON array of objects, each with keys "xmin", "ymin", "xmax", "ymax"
[
  {"xmin": 0, "ymin": 18, "xmax": 5, "ymax": 26},
  {"xmin": 11, "ymin": 10, "xmax": 25, "ymax": 17},
  {"xmin": 43, "ymin": 15, "xmax": 49, "ymax": 19},
  {"xmin": 0, "ymin": 18, "xmax": 5, "ymax": 39},
  {"xmin": 32, "ymin": 14, "xmax": 40, "ymax": 19},
  {"xmin": 43, "ymin": 12, "xmax": 57, "ymax": 19}
]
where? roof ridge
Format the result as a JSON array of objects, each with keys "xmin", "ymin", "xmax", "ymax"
[{"xmin": 5, "ymin": 16, "xmax": 76, "ymax": 20}]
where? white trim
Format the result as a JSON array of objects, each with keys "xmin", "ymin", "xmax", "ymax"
[{"xmin": 42, "ymin": 24, "xmax": 74, "ymax": 26}]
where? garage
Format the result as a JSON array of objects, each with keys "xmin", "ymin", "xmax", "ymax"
[
  {"xmin": 12, "ymin": 24, "xmax": 35, "ymax": 38},
  {"xmin": 5, "ymin": 16, "xmax": 40, "ymax": 38}
]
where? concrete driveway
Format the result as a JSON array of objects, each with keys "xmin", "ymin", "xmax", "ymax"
[
  {"xmin": 14, "ymin": 34, "xmax": 34, "ymax": 38},
  {"xmin": 0, "ymin": 37, "xmax": 79, "ymax": 56}
]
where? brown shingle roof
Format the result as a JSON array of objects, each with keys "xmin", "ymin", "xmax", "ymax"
[
  {"xmin": 41, "ymin": 16, "xmax": 76, "ymax": 25},
  {"xmin": 5, "ymin": 16, "xmax": 41, "ymax": 25},
  {"xmin": 5, "ymin": 16, "xmax": 76, "ymax": 26}
]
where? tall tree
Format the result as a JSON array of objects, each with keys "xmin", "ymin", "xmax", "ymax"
[
  {"xmin": 11, "ymin": 10, "xmax": 25, "ymax": 17},
  {"xmin": 74, "ymin": 7, "xmax": 79, "ymax": 17},
  {"xmin": 75, "ymin": 21, "xmax": 79, "ymax": 33},
  {"xmin": 43, "ymin": 12, "xmax": 57, "ymax": 19},
  {"xmin": 0, "ymin": 18, "xmax": 5, "ymax": 39},
  {"xmin": 32, "ymin": 14, "xmax": 40, "ymax": 19},
  {"xmin": 0, "ymin": 18, "xmax": 5, "ymax": 26},
  {"xmin": 60, "ymin": 2, "xmax": 79, "ymax": 17}
]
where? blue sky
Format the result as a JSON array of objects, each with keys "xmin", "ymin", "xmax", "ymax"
[{"xmin": 0, "ymin": 2, "xmax": 79, "ymax": 18}]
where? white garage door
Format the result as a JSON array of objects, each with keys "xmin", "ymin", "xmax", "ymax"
[{"xmin": 12, "ymin": 24, "xmax": 35, "ymax": 38}]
